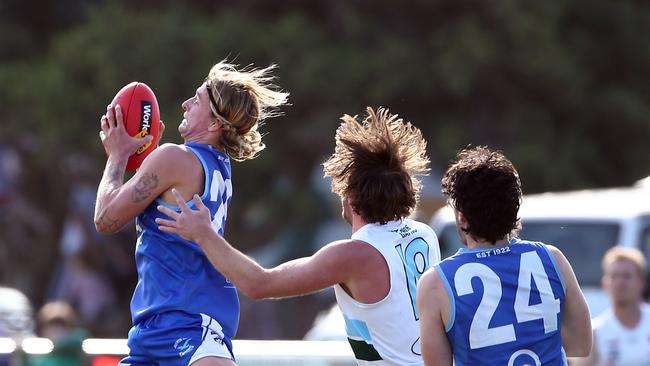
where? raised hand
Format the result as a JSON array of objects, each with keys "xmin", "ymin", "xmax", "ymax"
[
  {"xmin": 99, "ymin": 104, "xmax": 153, "ymax": 160},
  {"xmin": 156, "ymin": 188, "xmax": 213, "ymax": 243}
]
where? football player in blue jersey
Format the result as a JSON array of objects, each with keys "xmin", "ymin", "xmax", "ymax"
[
  {"xmin": 416, "ymin": 146, "xmax": 592, "ymax": 366},
  {"xmin": 94, "ymin": 61, "xmax": 288, "ymax": 366}
]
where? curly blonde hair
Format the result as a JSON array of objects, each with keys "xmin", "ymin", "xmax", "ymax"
[
  {"xmin": 206, "ymin": 61, "xmax": 289, "ymax": 161},
  {"xmin": 323, "ymin": 107, "xmax": 430, "ymax": 223}
]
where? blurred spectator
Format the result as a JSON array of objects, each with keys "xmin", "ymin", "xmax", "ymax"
[
  {"xmin": 48, "ymin": 177, "xmax": 118, "ymax": 335},
  {"xmin": 0, "ymin": 286, "xmax": 34, "ymax": 338},
  {"xmin": 0, "ymin": 142, "xmax": 55, "ymax": 308},
  {"xmin": 26, "ymin": 301, "xmax": 87, "ymax": 366},
  {"xmin": 576, "ymin": 247, "xmax": 650, "ymax": 365},
  {"xmin": 0, "ymin": 286, "xmax": 34, "ymax": 366},
  {"xmin": 55, "ymin": 246, "xmax": 116, "ymax": 331}
]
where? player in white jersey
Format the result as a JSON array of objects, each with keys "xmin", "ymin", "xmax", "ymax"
[
  {"xmin": 576, "ymin": 247, "xmax": 650, "ymax": 366},
  {"xmin": 335, "ymin": 219, "xmax": 439, "ymax": 364},
  {"xmin": 156, "ymin": 107, "xmax": 439, "ymax": 365}
]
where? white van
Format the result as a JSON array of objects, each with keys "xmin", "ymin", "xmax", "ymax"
[{"xmin": 429, "ymin": 178, "xmax": 650, "ymax": 317}]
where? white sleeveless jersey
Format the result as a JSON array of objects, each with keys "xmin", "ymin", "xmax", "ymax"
[
  {"xmin": 334, "ymin": 219, "xmax": 440, "ymax": 365},
  {"xmin": 592, "ymin": 303, "xmax": 650, "ymax": 365}
]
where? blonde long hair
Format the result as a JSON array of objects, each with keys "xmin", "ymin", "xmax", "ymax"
[{"xmin": 206, "ymin": 61, "xmax": 289, "ymax": 161}]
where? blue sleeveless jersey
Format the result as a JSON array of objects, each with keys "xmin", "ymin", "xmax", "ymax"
[
  {"xmin": 435, "ymin": 238, "xmax": 567, "ymax": 366},
  {"xmin": 131, "ymin": 142, "xmax": 239, "ymax": 339}
]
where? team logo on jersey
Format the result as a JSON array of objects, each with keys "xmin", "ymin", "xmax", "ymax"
[
  {"xmin": 392, "ymin": 225, "xmax": 416, "ymax": 238},
  {"xmin": 174, "ymin": 337, "xmax": 195, "ymax": 357},
  {"xmin": 209, "ymin": 329, "xmax": 225, "ymax": 345}
]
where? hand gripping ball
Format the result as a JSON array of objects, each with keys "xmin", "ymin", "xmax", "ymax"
[{"xmin": 110, "ymin": 82, "xmax": 161, "ymax": 172}]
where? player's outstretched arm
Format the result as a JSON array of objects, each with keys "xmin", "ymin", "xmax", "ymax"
[
  {"xmin": 547, "ymin": 245, "xmax": 593, "ymax": 357},
  {"xmin": 156, "ymin": 189, "xmax": 369, "ymax": 300},
  {"xmin": 416, "ymin": 268, "xmax": 453, "ymax": 366}
]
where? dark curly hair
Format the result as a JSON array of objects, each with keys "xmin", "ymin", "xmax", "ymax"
[
  {"xmin": 323, "ymin": 107, "xmax": 430, "ymax": 224},
  {"xmin": 441, "ymin": 146, "xmax": 522, "ymax": 244}
]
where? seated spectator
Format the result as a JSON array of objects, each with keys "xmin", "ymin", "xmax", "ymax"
[{"xmin": 27, "ymin": 301, "xmax": 88, "ymax": 366}]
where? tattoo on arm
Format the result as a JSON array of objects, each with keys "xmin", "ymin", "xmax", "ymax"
[
  {"xmin": 96, "ymin": 212, "xmax": 120, "ymax": 232},
  {"xmin": 99, "ymin": 159, "xmax": 127, "ymax": 194},
  {"xmin": 108, "ymin": 164, "xmax": 123, "ymax": 183},
  {"xmin": 95, "ymin": 159, "xmax": 127, "ymax": 229},
  {"xmin": 131, "ymin": 172, "xmax": 160, "ymax": 202}
]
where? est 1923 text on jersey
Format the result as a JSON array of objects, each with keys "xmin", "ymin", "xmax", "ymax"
[
  {"xmin": 435, "ymin": 238, "xmax": 567, "ymax": 366},
  {"xmin": 335, "ymin": 219, "xmax": 441, "ymax": 366}
]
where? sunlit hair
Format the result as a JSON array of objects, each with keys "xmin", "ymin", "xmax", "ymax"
[
  {"xmin": 442, "ymin": 146, "xmax": 522, "ymax": 244},
  {"xmin": 602, "ymin": 246, "xmax": 647, "ymax": 278},
  {"xmin": 206, "ymin": 60, "xmax": 289, "ymax": 161},
  {"xmin": 323, "ymin": 107, "xmax": 430, "ymax": 223}
]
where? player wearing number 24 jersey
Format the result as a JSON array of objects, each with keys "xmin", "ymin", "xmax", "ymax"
[
  {"xmin": 416, "ymin": 146, "xmax": 592, "ymax": 366},
  {"xmin": 156, "ymin": 107, "xmax": 438, "ymax": 365},
  {"xmin": 435, "ymin": 239, "xmax": 567, "ymax": 365}
]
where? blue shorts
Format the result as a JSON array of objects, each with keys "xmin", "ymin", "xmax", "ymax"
[{"xmin": 119, "ymin": 311, "xmax": 234, "ymax": 366}]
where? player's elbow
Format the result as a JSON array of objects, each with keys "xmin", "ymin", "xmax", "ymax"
[
  {"xmin": 95, "ymin": 223, "xmax": 118, "ymax": 234},
  {"xmin": 572, "ymin": 337, "xmax": 593, "ymax": 358},
  {"xmin": 567, "ymin": 343, "xmax": 592, "ymax": 358},
  {"xmin": 94, "ymin": 212, "xmax": 122, "ymax": 234},
  {"xmin": 94, "ymin": 219, "xmax": 111, "ymax": 234},
  {"xmin": 564, "ymin": 330, "xmax": 593, "ymax": 358}
]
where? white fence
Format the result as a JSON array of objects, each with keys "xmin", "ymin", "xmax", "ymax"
[{"xmin": 0, "ymin": 338, "xmax": 357, "ymax": 366}]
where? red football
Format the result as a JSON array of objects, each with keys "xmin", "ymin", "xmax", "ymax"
[{"xmin": 110, "ymin": 82, "xmax": 161, "ymax": 172}]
